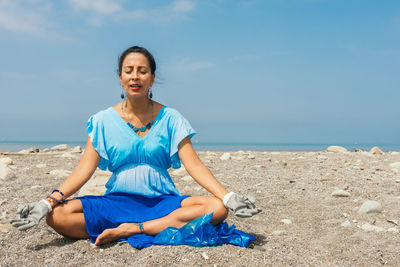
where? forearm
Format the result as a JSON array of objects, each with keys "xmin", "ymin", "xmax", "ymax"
[
  {"xmin": 47, "ymin": 167, "xmax": 96, "ymax": 208},
  {"xmin": 58, "ymin": 167, "xmax": 96, "ymax": 198},
  {"xmin": 186, "ymin": 163, "xmax": 229, "ymax": 200},
  {"xmin": 47, "ymin": 137, "xmax": 100, "ymax": 207}
]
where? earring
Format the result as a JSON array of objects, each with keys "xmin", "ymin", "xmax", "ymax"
[
  {"xmin": 120, "ymin": 90, "xmax": 125, "ymax": 99},
  {"xmin": 148, "ymin": 88, "xmax": 153, "ymax": 99}
]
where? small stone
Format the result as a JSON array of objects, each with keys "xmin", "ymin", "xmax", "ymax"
[
  {"xmin": 42, "ymin": 148, "xmax": 50, "ymax": 152},
  {"xmin": 387, "ymin": 219, "xmax": 398, "ymax": 225},
  {"xmin": 361, "ymin": 151, "xmax": 374, "ymax": 157},
  {"xmin": 220, "ymin": 152, "xmax": 231, "ymax": 161},
  {"xmin": 170, "ymin": 167, "xmax": 187, "ymax": 176},
  {"xmin": 270, "ymin": 152, "xmax": 280, "ymax": 155},
  {"xmin": 49, "ymin": 169, "xmax": 72, "ymax": 177},
  {"xmin": 272, "ymin": 230, "xmax": 287, "ymax": 236},
  {"xmin": 253, "ymin": 165, "xmax": 266, "ymax": 168},
  {"xmin": 317, "ymin": 155, "xmax": 328, "ymax": 160},
  {"xmin": 60, "ymin": 152, "xmax": 77, "ymax": 159},
  {"xmin": 327, "ymin": 146, "xmax": 347, "ymax": 153},
  {"xmin": 0, "ymin": 199, "xmax": 7, "ymax": 206},
  {"xmin": 0, "ymin": 223, "xmax": 13, "ymax": 233},
  {"xmin": 331, "ymin": 189, "xmax": 351, "ymax": 197},
  {"xmin": 247, "ymin": 154, "xmax": 256, "ymax": 159},
  {"xmin": 369, "ymin": 146, "xmax": 384, "ymax": 155},
  {"xmin": 387, "ymin": 227, "xmax": 399, "ymax": 233},
  {"xmin": 396, "ymin": 180, "xmax": 400, "ymax": 183},
  {"xmin": 18, "ymin": 147, "xmax": 40, "ymax": 153},
  {"xmin": 70, "ymin": 146, "xmax": 82, "ymax": 153},
  {"xmin": 181, "ymin": 175, "xmax": 192, "ymax": 182},
  {"xmin": 391, "ymin": 151, "xmax": 400, "ymax": 155},
  {"xmin": 361, "ymin": 223, "xmax": 385, "ymax": 232},
  {"xmin": 389, "ymin": 162, "xmax": 400, "ymax": 168},
  {"xmin": 281, "ymin": 219, "xmax": 292, "ymax": 224},
  {"xmin": 36, "ymin": 163, "xmax": 47, "ymax": 168},
  {"xmin": 355, "ymin": 148, "xmax": 365, "ymax": 152},
  {"xmin": 0, "ymin": 164, "xmax": 16, "ymax": 180},
  {"xmin": 201, "ymin": 252, "xmax": 209, "ymax": 260},
  {"xmin": 358, "ymin": 200, "xmax": 382, "ymax": 214},
  {"xmin": 341, "ymin": 220, "xmax": 351, "ymax": 227},
  {"xmin": 31, "ymin": 185, "xmax": 42, "ymax": 189},
  {"xmin": 50, "ymin": 144, "xmax": 70, "ymax": 151},
  {"xmin": 0, "ymin": 157, "xmax": 13, "ymax": 165}
]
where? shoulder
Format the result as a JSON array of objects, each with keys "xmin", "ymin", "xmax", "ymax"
[
  {"xmin": 89, "ymin": 107, "xmax": 114, "ymax": 121},
  {"xmin": 87, "ymin": 107, "xmax": 116, "ymax": 130},
  {"xmin": 162, "ymin": 106, "xmax": 186, "ymax": 120}
]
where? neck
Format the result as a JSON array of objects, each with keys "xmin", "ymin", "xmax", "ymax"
[{"xmin": 124, "ymin": 95, "xmax": 152, "ymax": 115}]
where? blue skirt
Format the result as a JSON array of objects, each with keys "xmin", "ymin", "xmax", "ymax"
[{"xmin": 78, "ymin": 193, "xmax": 256, "ymax": 249}]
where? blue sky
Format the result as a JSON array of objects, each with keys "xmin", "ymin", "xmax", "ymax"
[{"xmin": 0, "ymin": 0, "xmax": 399, "ymax": 144}]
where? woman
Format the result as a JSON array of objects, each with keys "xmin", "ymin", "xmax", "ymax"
[{"xmin": 11, "ymin": 46, "xmax": 260, "ymax": 248}]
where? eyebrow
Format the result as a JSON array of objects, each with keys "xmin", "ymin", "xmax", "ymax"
[{"xmin": 123, "ymin": 65, "xmax": 149, "ymax": 69}]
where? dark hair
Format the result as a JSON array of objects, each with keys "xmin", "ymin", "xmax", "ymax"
[{"xmin": 118, "ymin": 46, "xmax": 156, "ymax": 75}]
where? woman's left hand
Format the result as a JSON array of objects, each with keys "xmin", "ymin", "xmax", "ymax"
[{"xmin": 223, "ymin": 192, "xmax": 261, "ymax": 218}]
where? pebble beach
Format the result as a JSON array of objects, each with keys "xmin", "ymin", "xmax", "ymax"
[{"xmin": 1, "ymin": 145, "xmax": 400, "ymax": 266}]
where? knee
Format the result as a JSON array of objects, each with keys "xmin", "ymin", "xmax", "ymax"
[
  {"xmin": 208, "ymin": 197, "xmax": 228, "ymax": 223},
  {"xmin": 46, "ymin": 205, "xmax": 68, "ymax": 228}
]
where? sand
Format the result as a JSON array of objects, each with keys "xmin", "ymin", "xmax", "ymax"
[{"xmin": 1, "ymin": 149, "xmax": 400, "ymax": 266}]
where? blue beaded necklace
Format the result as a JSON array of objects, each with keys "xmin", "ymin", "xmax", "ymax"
[{"xmin": 121, "ymin": 100, "xmax": 154, "ymax": 133}]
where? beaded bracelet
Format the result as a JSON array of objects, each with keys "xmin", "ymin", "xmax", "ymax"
[
  {"xmin": 51, "ymin": 189, "xmax": 66, "ymax": 203},
  {"xmin": 47, "ymin": 195, "xmax": 62, "ymax": 204},
  {"xmin": 134, "ymin": 223, "xmax": 144, "ymax": 234}
]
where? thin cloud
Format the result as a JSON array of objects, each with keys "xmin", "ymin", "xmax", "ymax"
[
  {"xmin": 68, "ymin": 0, "xmax": 196, "ymax": 26},
  {"xmin": 172, "ymin": 0, "xmax": 196, "ymax": 12},
  {"xmin": 68, "ymin": 0, "xmax": 122, "ymax": 15},
  {"xmin": 0, "ymin": 0, "xmax": 71, "ymax": 41},
  {"xmin": 0, "ymin": 71, "xmax": 38, "ymax": 80},
  {"xmin": 153, "ymin": 0, "xmax": 197, "ymax": 22},
  {"xmin": 231, "ymin": 54, "xmax": 259, "ymax": 62},
  {"xmin": 171, "ymin": 58, "xmax": 215, "ymax": 73}
]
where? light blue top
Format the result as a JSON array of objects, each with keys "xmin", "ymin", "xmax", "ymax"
[{"xmin": 87, "ymin": 106, "xmax": 196, "ymax": 197}]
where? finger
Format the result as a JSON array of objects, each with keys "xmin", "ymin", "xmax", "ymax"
[
  {"xmin": 242, "ymin": 200, "xmax": 256, "ymax": 209},
  {"xmin": 19, "ymin": 206, "xmax": 32, "ymax": 218},
  {"xmin": 18, "ymin": 221, "xmax": 36, "ymax": 231},
  {"xmin": 235, "ymin": 207, "xmax": 260, "ymax": 217},
  {"xmin": 11, "ymin": 219, "xmax": 30, "ymax": 227},
  {"xmin": 234, "ymin": 209, "xmax": 252, "ymax": 218},
  {"xmin": 247, "ymin": 208, "xmax": 261, "ymax": 215},
  {"xmin": 16, "ymin": 205, "xmax": 28, "ymax": 215}
]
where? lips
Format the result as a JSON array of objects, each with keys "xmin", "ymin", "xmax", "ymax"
[{"xmin": 129, "ymin": 84, "xmax": 141, "ymax": 90}]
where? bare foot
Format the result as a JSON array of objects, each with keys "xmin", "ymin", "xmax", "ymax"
[{"xmin": 94, "ymin": 223, "xmax": 134, "ymax": 246}]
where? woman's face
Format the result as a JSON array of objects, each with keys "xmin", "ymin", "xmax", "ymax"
[{"xmin": 119, "ymin": 52, "xmax": 155, "ymax": 99}]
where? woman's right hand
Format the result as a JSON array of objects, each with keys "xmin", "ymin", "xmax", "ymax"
[{"xmin": 10, "ymin": 199, "xmax": 52, "ymax": 230}]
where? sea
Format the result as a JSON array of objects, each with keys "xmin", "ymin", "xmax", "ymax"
[{"xmin": 1, "ymin": 141, "xmax": 400, "ymax": 153}]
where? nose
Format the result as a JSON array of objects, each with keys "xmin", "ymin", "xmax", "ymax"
[{"xmin": 131, "ymin": 70, "xmax": 139, "ymax": 80}]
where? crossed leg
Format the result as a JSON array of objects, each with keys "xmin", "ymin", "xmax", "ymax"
[{"xmin": 46, "ymin": 196, "xmax": 228, "ymax": 246}]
